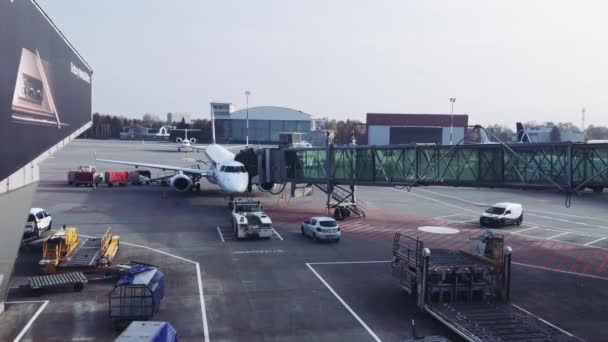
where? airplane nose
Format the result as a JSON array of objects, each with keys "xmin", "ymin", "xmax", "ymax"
[{"xmin": 222, "ymin": 175, "xmax": 248, "ymax": 194}]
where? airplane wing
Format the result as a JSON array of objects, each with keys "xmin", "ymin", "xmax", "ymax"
[
  {"xmin": 96, "ymin": 158, "xmax": 214, "ymax": 177},
  {"xmin": 143, "ymin": 142, "xmax": 209, "ymax": 151}
]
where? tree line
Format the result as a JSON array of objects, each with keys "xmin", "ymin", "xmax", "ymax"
[{"xmin": 84, "ymin": 113, "xmax": 608, "ymax": 143}]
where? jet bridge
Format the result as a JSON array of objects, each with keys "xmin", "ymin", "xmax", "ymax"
[{"xmin": 254, "ymin": 140, "xmax": 608, "ymax": 214}]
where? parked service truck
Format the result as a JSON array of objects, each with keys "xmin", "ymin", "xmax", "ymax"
[
  {"xmin": 391, "ymin": 230, "xmax": 576, "ymax": 342},
  {"xmin": 230, "ymin": 200, "xmax": 273, "ymax": 239}
]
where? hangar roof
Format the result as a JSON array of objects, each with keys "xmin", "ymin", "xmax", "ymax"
[
  {"xmin": 229, "ymin": 106, "xmax": 312, "ymax": 121},
  {"xmin": 367, "ymin": 113, "xmax": 468, "ymax": 127}
]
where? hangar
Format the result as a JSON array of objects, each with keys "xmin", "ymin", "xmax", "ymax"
[
  {"xmin": 213, "ymin": 105, "xmax": 312, "ymax": 144},
  {"xmin": 366, "ymin": 113, "xmax": 468, "ymax": 145}
]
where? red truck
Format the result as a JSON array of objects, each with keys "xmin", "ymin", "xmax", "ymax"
[{"xmin": 67, "ymin": 166, "xmax": 102, "ymax": 187}]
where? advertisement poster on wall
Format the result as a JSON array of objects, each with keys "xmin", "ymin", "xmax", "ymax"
[{"xmin": 0, "ymin": 0, "xmax": 93, "ymax": 182}]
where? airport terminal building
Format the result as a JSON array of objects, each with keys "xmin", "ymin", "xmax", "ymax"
[
  {"xmin": 0, "ymin": 1, "xmax": 93, "ymax": 313},
  {"xmin": 366, "ymin": 113, "xmax": 468, "ymax": 145},
  {"xmin": 214, "ymin": 105, "xmax": 312, "ymax": 144}
]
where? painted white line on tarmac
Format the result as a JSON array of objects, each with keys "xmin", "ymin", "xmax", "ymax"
[
  {"xmin": 433, "ymin": 214, "xmax": 462, "ymax": 220},
  {"xmin": 510, "ymin": 226, "xmax": 539, "ymax": 234},
  {"xmin": 416, "ymin": 187, "xmax": 608, "ymax": 228},
  {"xmin": 308, "ymin": 260, "xmax": 391, "ymax": 265},
  {"xmin": 115, "ymin": 241, "xmax": 210, "ymax": 342},
  {"xmin": 392, "ymin": 190, "xmax": 608, "ymax": 251},
  {"xmin": 392, "ymin": 188, "xmax": 479, "ymax": 214},
  {"xmin": 513, "ymin": 262, "xmax": 608, "ymax": 281},
  {"xmin": 584, "ymin": 237, "xmax": 607, "ymax": 246},
  {"xmin": 524, "ymin": 221, "xmax": 606, "ymax": 238},
  {"xmin": 528, "ymin": 213, "xmax": 608, "ymax": 231},
  {"xmin": 5, "ymin": 300, "xmax": 48, "ymax": 304},
  {"xmin": 547, "ymin": 232, "xmax": 569, "ymax": 240},
  {"xmin": 511, "ymin": 303, "xmax": 580, "ymax": 340},
  {"xmin": 306, "ymin": 263, "xmax": 382, "ymax": 342},
  {"xmin": 416, "ymin": 188, "xmax": 490, "ymax": 206},
  {"xmin": 12, "ymin": 300, "xmax": 49, "ymax": 342},
  {"xmin": 272, "ymin": 228, "xmax": 284, "ymax": 241},
  {"xmin": 216, "ymin": 226, "xmax": 225, "ymax": 243}
]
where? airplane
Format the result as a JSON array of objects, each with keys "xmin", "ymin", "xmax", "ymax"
[
  {"xmin": 147, "ymin": 128, "xmax": 207, "ymax": 152},
  {"xmin": 479, "ymin": 122, "xmax": 531, "ymax": 144},
  {"xmin": 97, "ymin": 112, "xmax": 249, "ymax": 196}
]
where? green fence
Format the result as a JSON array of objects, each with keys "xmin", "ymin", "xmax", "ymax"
[{"xmin": 283, "ymin": 143, "xmax": 608, "ymax": 190}]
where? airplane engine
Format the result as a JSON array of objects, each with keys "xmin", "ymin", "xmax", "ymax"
[
  {"xmin": 170, "ymin": 174, "xmax": 193, "ymax": 192},
  {"xmin": 259, "ymin": 183, "xmax": 275, "ymax": 191},
  {"xmin": 176, "ymin": 137, "xmax": 183, "ymax": 143},
  {"xmin": 189, "ymin": 138, "xmax": 196, "ymax": 144}
]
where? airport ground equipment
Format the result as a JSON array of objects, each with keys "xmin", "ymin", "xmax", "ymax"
[
  {"xmin": 104, "ymin": 261, "xmax": 159, "ymax": 278},
  {"xmin": 230, "ymin": 200, "xmax": 273, "ymax": 239},
  {"xmin": 128, "ymin": 170, "xmax": 152, "ymax": 185},
  {"xmin": 114, "ymin": 321, "xmax": 177, "ymax": 342},
  {"xmin": 391, "ymin": 230, "xmax": 576, "ymax": 341},
  {"xmin": 105, "ymin": 171, "xmax": 130, "ymax": 186},
  {"xmin": 39, "ymin": 227, "xmax": 120, "ymax": 274},
  {"xmin": 253, "ymin": 138, "xmax": 608, "ymax": 212},
  {"xmin": 21, "ymin": 272, "xmax": 88, "ymax": 295},
  {"xmin": 68, "ymin": 165, "xmax": 102, "ymax": 186},
  {"xmin": 109, "ymin": 266, "xmax": 165, "ymax": 330}
]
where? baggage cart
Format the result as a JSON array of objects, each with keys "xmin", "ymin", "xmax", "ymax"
[
  {"xmin": 22, "ymin": 272, "xmax": 87, "ymax": 295},
  {"xmin": 109, "ymin": 266, "xmax": 164, "ymax": 330},
  {"xmin": 114, "ymin": 321, "xmax": 177, "ymax": 342}
]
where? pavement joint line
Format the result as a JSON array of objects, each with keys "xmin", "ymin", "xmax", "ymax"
[
  {"xmin": 306, "ymin": 263, "xmax": 382, "ymax": 342},
  {"xmin": 511, "ymin": 303, "xmax": 580, "ymax": 340},
  {"xmin": 513, "ymin": 262, "xmax": 608, "ymax": 281},
  {"xmin": 12, "ymin": 300, "xmax": 49, "ymax": 342},
  {"xmin": 80, "ymin": 235, "xmax": 210, "ymax": 342},
  {"xmin": 547, "ymin": 232, "xmax": 570, "ymax": 240},
  {"xmin": 272, "ymin": 228, "xmax": 284, "ymax": 241},
  {"xmin": 584, "ymin": 237, "xmax": 607, "ymax": 246},
  {"xmin": 216, "ymin": 226, "xmax": 225, "ymax": 243}
]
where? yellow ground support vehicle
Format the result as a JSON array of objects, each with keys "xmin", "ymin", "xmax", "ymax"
[{"xmin": 39, "ymin": 227, "xmax": 120, "ymax": 274}]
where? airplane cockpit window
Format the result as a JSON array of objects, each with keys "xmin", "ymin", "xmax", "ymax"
[{"xmin": 224, "ymin": 166, "xmax": 245, "ymax": 173}]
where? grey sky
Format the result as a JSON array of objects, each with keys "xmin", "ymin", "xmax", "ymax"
[{"xmin": 38, "ymin": 0, "xmax": 608, "ymax": 127}]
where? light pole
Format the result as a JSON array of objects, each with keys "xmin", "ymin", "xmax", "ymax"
[
  {"xmin": 245, "ymin": 90, "xmax": 251, "ymax": 146},
  {"xmin": 449, "ymin": 98, "xmax": 456, "ymax": 145}
]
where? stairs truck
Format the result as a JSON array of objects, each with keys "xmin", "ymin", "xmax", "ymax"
[
  {"xmin": 391, "ymin": 230, "xmax": 577, "ymax": 342},
  {"xmin": 230, "ymin": 200, "xmax": 273, "ymax": 239}
]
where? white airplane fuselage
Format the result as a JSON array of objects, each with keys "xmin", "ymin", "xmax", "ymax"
[{"xmin": 205, "ymin": 144, "xmax": 249, "ymax": 194}]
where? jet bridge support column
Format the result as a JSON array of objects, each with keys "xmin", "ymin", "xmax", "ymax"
[{"xmin": 326, "ymin": 140, "xmax": 334, "ymax": 211}]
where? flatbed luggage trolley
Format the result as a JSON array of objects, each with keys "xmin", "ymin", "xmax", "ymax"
[
  {"xmin": 109, "ymin": 266, "xmax": 165, "ymax": 330},
  {"xmin": 23, "ymin": 272, "xmax": 88, "ymax": 295}
]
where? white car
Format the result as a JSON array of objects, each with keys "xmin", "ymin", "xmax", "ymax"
[
  {"xmin": 297, "ymin": 141, "xmax": 313, "ymax": 148},
  {"xmin": 301, "ymin": 217, "xmax": 341, "ymax": 242},
  {"xmin": 479, "ymin": 202, "xmax": 523, "ymax": 227},
  {"xmin": 24, "ymin": 208, "xmax": 52, "ymax": 237}
]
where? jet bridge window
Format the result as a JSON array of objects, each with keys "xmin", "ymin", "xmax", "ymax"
[{"xmin": 224, "ymin": 166, "xmax": 246, "ymax": 173}]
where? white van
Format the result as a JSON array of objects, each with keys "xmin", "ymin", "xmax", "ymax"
[{"xmin": 479, "ymin": 202, "xmax": 523, "ymax": 227}]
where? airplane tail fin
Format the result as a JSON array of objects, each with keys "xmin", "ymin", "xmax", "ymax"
[
  {"xmin": 516, "ymin": 122, "xmax": 530, "ymax": 143},
  {"xmin": 479, "ymin": 129, "xmax": 492, "ymax": 144}
]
